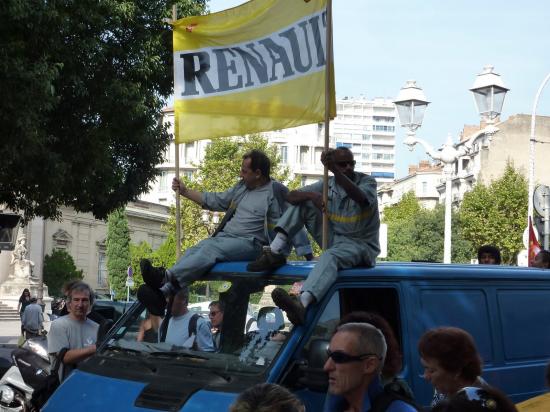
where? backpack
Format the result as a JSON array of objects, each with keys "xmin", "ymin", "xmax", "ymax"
[{"xmin": 370, "ymin": 378, "xmax": 424, "ymax": 412}]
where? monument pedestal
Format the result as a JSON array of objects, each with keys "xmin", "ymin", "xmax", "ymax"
[{"xmin": 0, "ymin": 260, "xmax": 51, "ymax": 313}]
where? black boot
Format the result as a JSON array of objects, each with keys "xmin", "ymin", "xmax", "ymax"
[
  {"xmin": 247, "ymin": 247, "xmax": 286, "ymax": 272},
  {"xmin": 137, "ymin": 284, "xmax": 166, "ymax": 316},
  {"xmin": 271, "ymin": 287, "xmax": 306, "ymax": 326},
  {"xmin": 140, "ymin": 259, "xmax": 166, "ymax": 289}
]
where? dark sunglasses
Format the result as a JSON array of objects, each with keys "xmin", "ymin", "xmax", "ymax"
[
  {"xmin": 326, "ymin": 349, "xmax": 380, "ymax": 364},
  {"xmin": 336, "ymin": 160, "xmax": 356, "ymax": 167},
  {"xmin": 454, "ymin": 387, "xmax": 497, "ymax": 410}
]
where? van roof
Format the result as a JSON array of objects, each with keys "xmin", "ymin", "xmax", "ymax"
[{"xmin": 208, "ymin": 261, "xmax": 550, "ymax": 281}]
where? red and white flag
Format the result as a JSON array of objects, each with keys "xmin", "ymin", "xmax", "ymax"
[{"xmin": 528, "ymin": 217, "xmax": 541, "ymax": 267}]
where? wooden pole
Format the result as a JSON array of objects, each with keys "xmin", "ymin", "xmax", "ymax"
[
  {"xmin": 172, "ymin": 5, "xmax": 182, "ymax": 259},
  {"xmin": 322, "ymin": 0, "xmax": 333, "ymax": 250}
]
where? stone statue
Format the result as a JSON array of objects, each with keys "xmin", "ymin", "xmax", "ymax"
[
  {"xmin": 11, "ymin": 235, "xmax": 28, "ymax": 263},
  {"xmin": 9, "ymin": 234, "xmax": 36, "ymax": 282}
]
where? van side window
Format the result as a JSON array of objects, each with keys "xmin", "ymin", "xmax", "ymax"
[
  {"xmin": 340, "ymin": 288, "xmax": 402, "ymax": 348},
  {"xmin": 304, "ymin": 287, "xmax": 402, "ymax": 350},
  {"xmin": 282, "ymin": 286, "xmax": 403, "ymax": 395}
]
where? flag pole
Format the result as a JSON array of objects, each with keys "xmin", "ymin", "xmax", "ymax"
[
  {"xmin": 322, "ymin": 0, "xmax": 333, "ymax": 250},
  {"xmin": 172, "ymin": 5, "xmax": 182, "ymax": 259}
]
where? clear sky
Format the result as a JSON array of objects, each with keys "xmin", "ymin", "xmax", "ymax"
[{"xmin": 207, "ymin": 0, "xmax": 550, "ymax": 178}]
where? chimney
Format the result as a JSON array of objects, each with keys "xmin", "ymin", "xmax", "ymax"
[{"xmin": 418, "ymin": 160, "xmax": 431, "ymax": 170}]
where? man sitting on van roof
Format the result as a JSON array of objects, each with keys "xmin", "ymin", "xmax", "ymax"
[
  {"xmin": 247, "ymin": 147, "xmax": 380, "ymax": 325},
  {"xmin": 137, "ymin": 150, "xmax": 312, "ymax": 316},
  {"xmin": 323, "ymin": 323, "xmax": 417, "ymax": 412}
]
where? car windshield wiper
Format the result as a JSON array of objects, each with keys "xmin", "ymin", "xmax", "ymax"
[
  {"xmin": 149, "ymin": 351, "xmax": 209, "ymax": 361},
  {"xmin": 103, "ymin": 345, "xmax": 142, "ymax": 355}
]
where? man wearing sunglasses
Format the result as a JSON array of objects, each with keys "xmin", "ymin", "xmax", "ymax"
[
  {"xmin": 208, "ymin": 300, "xmax": 224, "ymax": 351},
  {"xmin": 323, "ymin": 323, "xmax": 417, "ymax": 412},
  {"xmin": 248, "ymin": 147, "xmax": 380, "ymax": 325}
]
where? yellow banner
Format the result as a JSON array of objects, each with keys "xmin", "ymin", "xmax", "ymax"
[{"xmin": 172, "ymin": 0, "xmax": 335, "ymax": 143}]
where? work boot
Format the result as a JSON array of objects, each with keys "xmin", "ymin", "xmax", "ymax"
[
  {"xmin": 271, "ymin": 287, "xmax": 306, "ymax": 326},
  {"xmin": 137, "ymin": 284, "xmax": 166, "ymax": 316},
  {"xmin": 140, "ymin": 259, "xmax": 166, "ymax": 289},
  {"xmin": 247, "ymin": 247, "xmax": 286, "ymax": 272}
]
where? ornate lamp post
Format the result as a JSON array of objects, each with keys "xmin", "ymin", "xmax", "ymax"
[
  {"xmin": 394, "ymin": 67, "xmax": 508, "ymax": 263},
  {"xmin": 470, "ymin": 65, "xmax": 509, "ymax": 135}
]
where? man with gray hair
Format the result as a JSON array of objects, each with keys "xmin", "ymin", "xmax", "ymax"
[
  {"xmin": 323, "ymin": 322, "xmax": 417, "ymax": 412},
  {"xmin": 48, "ymin": 281, "xmax": 99, "ymax": 381}
]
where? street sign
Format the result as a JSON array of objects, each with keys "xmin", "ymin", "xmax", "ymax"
[{"xmin": 534, "ymin": 185, "xmax": 550, "ymax": 216}]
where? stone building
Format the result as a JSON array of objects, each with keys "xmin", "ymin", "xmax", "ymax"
[
  {"xmin": 438, "ymin": 114, "xmax": 550, "ymax": 204},
  {"xmin": 378, "ymin": 160, "xmax": 442, "ymax": 214},
  {"xmin": 0, "ymin": 200, "xmax": 169, "ymax": 302}
]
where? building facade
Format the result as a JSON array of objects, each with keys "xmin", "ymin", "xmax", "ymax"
[
  {"xmin": 0, "ymin": 201, "xmax": 169, "ymax": 296},
  {"xmin": 437, "ymin": 114, "xmax": 550, "ymax": 205},
  {"xmin": 378, "ymin": 160, "xmax": 442, "ymax": 214}
]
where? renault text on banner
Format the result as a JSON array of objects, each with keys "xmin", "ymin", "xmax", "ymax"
[{"xmin": 172, "ymin": 0, "xmax": 336, "ymax": 143}]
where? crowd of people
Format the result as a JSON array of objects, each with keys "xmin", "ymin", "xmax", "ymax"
[
  {"xmin": 15, "ymin": 147, "xmax": 549, "ymax": 410},
  {"xmin": 227, "ymin": 314, "xmax": 536, "ymax": 412}
]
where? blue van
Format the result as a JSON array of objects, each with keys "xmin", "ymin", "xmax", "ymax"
[{"xmin": 43, "ymin": 262, "xmax": 550, "ymax": 411}]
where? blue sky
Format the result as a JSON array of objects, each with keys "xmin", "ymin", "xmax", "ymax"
[{"xmin": 207, "ymin": 0, "xmax": 550, "ymax": 178}]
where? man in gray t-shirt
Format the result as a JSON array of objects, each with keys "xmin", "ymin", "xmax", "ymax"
[{"xmin": 48, "ymin": 281, "xmax": 98, "ymax": 381}]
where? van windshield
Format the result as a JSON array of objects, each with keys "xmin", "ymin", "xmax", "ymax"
[{"xmin": 99, "ymin": 277, "xmax": 297, "ymax": 374}]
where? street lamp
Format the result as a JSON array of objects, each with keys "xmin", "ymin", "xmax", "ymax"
[
  {"xmin": 470, "ymin": 65, "xmax": 509, "ymax": 134},
  {"xmin": 394, "ymin": 67, "xmax": 508, "ymax": 264},
  {"xmin": 393, "ymin": 80, "xmax": 430, "ymax": 136}
]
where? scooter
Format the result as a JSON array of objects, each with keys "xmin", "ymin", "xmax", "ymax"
[{"xmin": 0, "ymin": 336, "xmax": 49, "ymax": 412}]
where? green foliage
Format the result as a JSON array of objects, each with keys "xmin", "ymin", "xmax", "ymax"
[
  {"xmin": 383, "ymin": 191, "xmax": 421, "ymax": 223},
  {"xmin": 43, "ymin": 249, "xmax": 83, "ymax": 297},
  {"xmin": 459, "ymin": 163, "xmax": 527, "ymax": 264},
  {"xmin": 106, "ymin": 208, "xmax": 131, "ymax": 298},
  {"xmin": 128, "ymin": 241, "xmax": 153, "ymax": 292},
  {"xmin": 0, "ymin": 0, "xmax": 207, "ymax": 221},
  {"xmin": 383, "ymin": 192, "xmax": 472, "ymax": 263}
]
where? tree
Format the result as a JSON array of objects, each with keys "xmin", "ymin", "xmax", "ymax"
[
  {"xmin": 43, "ymin": 249, "xmax": 83, "ymax": 297},
  {"xmin": 383, "ymin": 192, "xmax": 472, "ymax": 263},
  {"xmin": 129, "ymin": 241, "xmax": 154, "ymax": 292},
  {"xmin": 459, "ymin": 163, "xmax": 527, "ymax": 264},
  {"xmin": 106, "ymin": 208, "xmax": 131, "ymax": 298},
  {"xmin": 383, "ymin": 192, "xmax": 421, "ymax": 262},
  {"xmin": 0, "ymin": 0, "xmax": 207, "ymax": 221}
]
